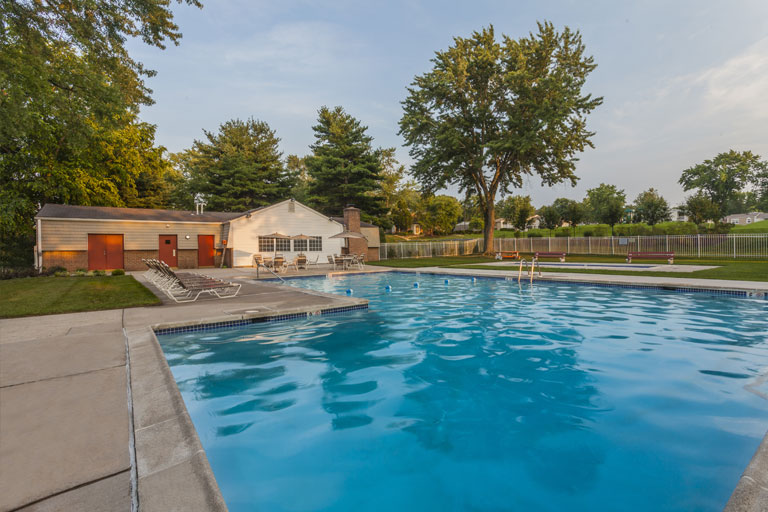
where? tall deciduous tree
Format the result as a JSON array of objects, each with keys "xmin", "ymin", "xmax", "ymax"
[
  {"xmin": 0, "ymin": 0, "xmax": 200, "ymax": 266},
  {"xmin": 679, "ymin": 193, "xmax": 720, "ymax": 225},
  {"xmin": 306, "ymin": 106, "xmax": 385, "ymax": 216},
  {"xmin": 679, "ymin": 150, "xmax": 768, "ymax": 218},
  {"xmin": 585, "ymin": 183, "xmax": 625, "ymax": 233},
  {"xmin": 179, "ymin": 119, "xmax": 290, "ymax": 211},
  {"xmin": 538, "ymin": 205, "xmax": 562, "ymax": 235},
  {"xmin": 399, "ymin": 23, "xmax": 602, "ymax": 254},
  {"xmin": 633, "ymin": 188, "xmax": 670, "ymax": 226},
  {"xmin": 497, "ymin": 195, "xmax": 536, "ymax": 230},
  {"xmin": 553, "ymin": 198, "xmax": 586, "ymax": 235}
]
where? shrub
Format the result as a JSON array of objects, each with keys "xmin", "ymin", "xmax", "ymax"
[
  {"xmin": 554, "ymin": 227, "xmax": 571, "ymax": 237},
  {"xmin": 614, "ymin": 223, "xmax": 653, "ymax": 236},
  {"xmin": 75, "ymin": 270, "xmax": 87, "ymax": 277},
  {"xmin": 111, "ymin": 269, "xmax": 126, "ymax": 276},
  {"xmin": 92, "ymin": 269, "xmax": 106, "ymax": 276},
  {"xmin": 0, "ymin": 266, "xmax": 68, "ymax": 280},
  {"xmin": 54, "ymin": 271, "xmax": 69, "ymax": 277},
  {"xmin": 526, "ymin": 232, "xmax": 543, "ymax": 238},
  {"xmin": 76, "ymin": 268, "xmax": 87, "ymax": 273},
  {"xmin": 48, "ymin": 266, "xmax": 67, "ymax": 274},
  {"xmin": 651, "ymin": 222, "xmax": 698, "ymax": 235}
]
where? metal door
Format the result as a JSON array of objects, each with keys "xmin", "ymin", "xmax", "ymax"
[
  {"xmin": 159, "ymin": 235, "xmax": 178, "ymax": 267},
  {"xmin": 198, "ymin": 235, "xmax": 215, "ymax": 267}
]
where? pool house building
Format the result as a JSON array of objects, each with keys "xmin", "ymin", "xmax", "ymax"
[{"xmin": 34, "ymin": 199, "xmax": 379, "ymax": 271}]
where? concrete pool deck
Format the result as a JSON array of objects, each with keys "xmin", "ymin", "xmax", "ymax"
[{"xmin": 0, "ymin": 266, "xmax": 766, "ymax": 511}]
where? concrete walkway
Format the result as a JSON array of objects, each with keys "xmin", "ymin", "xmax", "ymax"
[{"xmin": 0, "ymin": 274, "xmax": 368, "ymax": 512}]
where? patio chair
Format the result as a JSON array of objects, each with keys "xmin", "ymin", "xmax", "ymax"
[
  {"xmin": 296, "ymin": 255, "xmax": 307, "ymax": 270},
  {"xmin": 327, "ymin": 255, "xmax": 338, "ymax": 269},
  {"xmin": 253, "ymin": 254, "xmax": 263, "ymax": 267},
  {"xmin": 307, "ymin": 255, "xmax": 321, "ymax": 267},
  {"xmin": 334, "ymin": 255, "xmax": 348, "ymax": 270},
  {"xmin": 144, "ymin": 259, "xmax": 241, "ymax": 302},
  {"xmin": 273, "ymin": 256, "xmax": 286, "ymax": 273}
]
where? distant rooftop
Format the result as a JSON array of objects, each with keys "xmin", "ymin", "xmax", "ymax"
[{"xmin": 36, "ymin": 204, "xmax": 251, "ymax": 223}]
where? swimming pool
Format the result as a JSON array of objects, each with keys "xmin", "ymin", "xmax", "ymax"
[{"xmin": 158, "ymin": 273, "xmax": 768, "ymax": 511}]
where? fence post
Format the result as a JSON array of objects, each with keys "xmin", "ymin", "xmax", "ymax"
[
  {"xmin": 588, "ymin": 237, "xmax": 591, "ymax": 254},
  {"xmin": 666, "ymin": 235, "xmax": 669, "ymax": 252},
  {"xmin": 611, "ymin": 236, "xmax": 614, "ymax": 256},
  {"xmin": 697, "ymin": 234, "xmax": 701, "ymax": 259},
  {"xmin": 733, "ymin": 235, "xmax": 736, "ymax": 259},
  {"xmin": 548, "ymin": 237, "xmax": 551, "ymax": 251},
  {"xmin": 567, "ymin": 237, "xmax": 570, "ymax": 254}
]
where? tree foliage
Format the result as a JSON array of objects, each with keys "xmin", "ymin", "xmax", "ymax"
[
  {"xmin": 679, "ymin": 150, "xmax": 768, "ymax": 218},
  {"xmin": 633, "ymin": 188, "xmax": 670, "ymax": 226},
  {"xmin": 538, "ymin": 205, "xmax": 562, "ymax": 233},
  {"xmin": 553, "ymin": 198, "xmax": 586, "ymax": 235},
  {"xmin": 422, "ymin": 195, "xmax": 462, "ymax": 235},
  {"xmin": 585, "ymin": 183, "xmax": 625, "ymax": 229},
  {"xmin": 176, "ymin": 119, "xmax": 290, "ymax": 212},
  {"xmin": 497, "ymin": 195, "xmax": 536, "ymax": 230},
  {"xmin": 399, "ymin": 23, "xmax": 602, "ymax": 253},
  {"xmin": 1, "ymin": 0, "xmax": 200, "ymax": 266},
  {"xmin": 306, "ymin": 106, "xmax": 385, "ymax": 216},
  {"xmin": 679, "ymin": 193, "xmax": 721, "ymax": 225}
]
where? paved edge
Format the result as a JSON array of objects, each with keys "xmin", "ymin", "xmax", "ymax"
[
  {"xmin": 724, "ymin": 432, "xmax": 768, "ymax": 512},
  {"xmin": 126, "ymin": 296, "xmax": 368, "ymax": 511},
  {"xmin": 126, "ymin": 326, "xmax": 227, "ymax": 512}
]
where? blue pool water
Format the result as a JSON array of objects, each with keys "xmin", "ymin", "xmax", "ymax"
[{"xmin": 158, "ymin": 273, "xmax": 768, "ymax": 511}]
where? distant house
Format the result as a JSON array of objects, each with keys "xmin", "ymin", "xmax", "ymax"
[
  {"xmin": 454, "ymin": 221, "xmax": 471, "ymax": 232},
  {"xmin": 35, "ymin": 199, "xmax": 378, "ymax": 271},
  {"xmin": 723, "ymin": 212, "xmax": 768, "ymax": 225},
  {"xmin": 494, "ymin": 215, "xmax": 540, "ymax": 231},
  {"xmin": 669, "ymin": 208, "xmax": 689, "ymax": 222},
  {"xmin": 411, "ymin": 223, "xmax": 422, "ymax": 236}
]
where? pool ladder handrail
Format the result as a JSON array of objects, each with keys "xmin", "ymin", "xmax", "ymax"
[
  {"xmin": 517, "ymin": 257, "xmax": 542, "ymax": 284},
  {"xmin": 256, "ymin": 262, "xmax": 285, "ymax": 283}
]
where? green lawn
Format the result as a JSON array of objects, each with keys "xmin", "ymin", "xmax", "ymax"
[
  {"xmin": 731, "ymin": 219, "xmax": 768, "ymax": 233},
  {"xmin": 370, "ymin": 255, "xmax": 768, "ymax": 282},
  {"xmin": 0, "ymin": 275, "xmax": 161, "ymax": 318}
]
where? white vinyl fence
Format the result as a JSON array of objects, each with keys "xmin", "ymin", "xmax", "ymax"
[{"xmin": 379, "ymin": 234, "xmax": 768, "ymax": 260}]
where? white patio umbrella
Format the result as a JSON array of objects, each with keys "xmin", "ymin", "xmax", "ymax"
[
  {"xmin": 262, "ymin": 232, "xmax": 290, "ymax": 259},
  {"xmin": 330, "ymin": 230, "xmax": 367, "ymax": 255}
]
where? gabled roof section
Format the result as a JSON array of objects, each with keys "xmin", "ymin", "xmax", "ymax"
[
  {"xmin": 331, "ymin": 216, "xmax": 377, "ymax": 228},
  {"xmin": 36, "ymin": 204, "xmax": 248, "ymax": 223}
]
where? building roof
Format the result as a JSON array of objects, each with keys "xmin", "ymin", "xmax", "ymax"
[
  {"xmin": 36, "ymin": 204, "xmax": 251, "ymax": 223},
  {"xmin": 330, "ymin": 216, "xmax": 377, "ymax": 229}
]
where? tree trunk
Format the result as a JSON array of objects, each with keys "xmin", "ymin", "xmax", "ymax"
[{"xmin": 483, "ymin": 203, "xmax": 495, "ymax": 255}]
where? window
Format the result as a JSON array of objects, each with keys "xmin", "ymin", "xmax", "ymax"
[
  {"xmin": 309, "ymin": 236, "xmax": 322, "ymax": 251},
  {"xmin": 294, "ymin": 239, "xmax": 308, "ymax": 252},
  {"xmin": 258, "ymin": 237, "xmax": 275, "ymax": 252},
  {"xmin": 275, "ymin": 238, "xmax": 291, "ymax": 251},
  {"xmin": 733, "ymin": 219, "xmax": 739, "ymax": 224},
  {"xmin": 746, "ymin": 218, "xmax": 752, "ymax": 224}
]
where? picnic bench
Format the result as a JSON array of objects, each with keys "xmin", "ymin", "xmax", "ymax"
[
  {"xmin": 626, "ymin": 252, "xmax": 675, "ymax": 264},
  {"xmin": 495, "ymin": 251, "xmax": 520, "ymax": 260},
  {"xmin": 534, "ymin": 252, "xmax": 566, "ymax": 262}
]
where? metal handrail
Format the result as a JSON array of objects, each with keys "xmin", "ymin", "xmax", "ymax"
[
  {"xmin": 256, "ymin": 262, "xmax": 285, "ymax": 283},
  {"xmin": 517, "ymin": 257, "xmax": 541, "ymax": 284}
]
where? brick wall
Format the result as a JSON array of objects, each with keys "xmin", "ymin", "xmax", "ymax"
[
  {"xmin": 366, "ymin": 247, "xmax": 379, "ymax": 261},
  {"xmin": 124, "ymin": 250, "xmax": 157, "ymax": 271},
  {"xmin": 177, "ymin": 249, "xmax": 197, "ymax": 269},
  {"xmin": 42, "ymin": 251, "xmax": 88, "ymax": 271}
]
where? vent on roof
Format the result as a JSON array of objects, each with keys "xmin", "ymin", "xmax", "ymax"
[{"xmin": 288, "ymin": 200, "xmax": 295, "ymax": 213}]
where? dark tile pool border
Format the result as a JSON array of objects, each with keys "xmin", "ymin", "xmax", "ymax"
[{"xmin": 153, "ymin": 304, "xmax": 369, "ymax": 335}]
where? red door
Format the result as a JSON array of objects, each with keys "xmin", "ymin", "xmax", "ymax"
[
  {"xmin": 198, "ymin": 235, "xmax": 215, "ymax": 267},
  {"xmin": 159, "ymin": 235, "xmax": 178, "ymax": 267},
  {"xmin": 88, "ymin": 234, "xmax": 124, "ymax": 270}
]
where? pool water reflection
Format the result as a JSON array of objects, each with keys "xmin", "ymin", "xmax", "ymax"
[{"xmin": 158, "ymin": 273, "xmax": 768, "ymax": 512}]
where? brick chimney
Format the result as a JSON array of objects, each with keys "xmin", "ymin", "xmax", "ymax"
[
  {"xmin": 343, "ymin": 206, "xmax": 361, "ymax": 233},
  {"xmin": 342, "ymin": 206, "xmax": 368, "ymax": 257}
]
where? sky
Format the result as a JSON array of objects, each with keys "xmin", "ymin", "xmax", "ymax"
[{"xmin": 128, "ymin": 0, "xmax": 768, "ymax": 207}]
